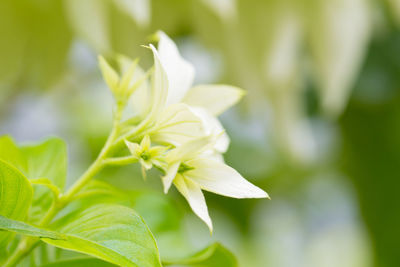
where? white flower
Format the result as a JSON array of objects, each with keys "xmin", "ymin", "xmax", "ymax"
[
  {"xmin": 155, "ymin": 32, "xmax": 244, "ymax": 152},
  {"xmin": 125, "ymin": 135, "xmax": 167, "ymax": 178},
  {"xmin": 128, "ymin": 44, "xmax": 206, "ymax": 145},
  {"xmin": 129, "ymin": 32, "xmax": 245, "ymax": 149},
  {"xmin": 162, "ymin": 136, "xmax": 269, "ymax": 232},
  {"xmin": 108, "ymin": 32, "xmax": 269, "ymax": 233}
]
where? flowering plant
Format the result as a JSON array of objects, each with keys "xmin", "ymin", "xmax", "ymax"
[{"xmin": 0, "ymin": 32, "xmax": 268, "ymax": 267}]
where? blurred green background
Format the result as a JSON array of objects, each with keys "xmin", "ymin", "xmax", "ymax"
[{"xmin": 1, "ymin": 0, "xmax": 400, "ymax": 266}]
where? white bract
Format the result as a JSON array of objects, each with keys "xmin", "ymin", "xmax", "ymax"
[{"xmin": 99, "ymin": 31, "xmax": 269, "ymax": 231}]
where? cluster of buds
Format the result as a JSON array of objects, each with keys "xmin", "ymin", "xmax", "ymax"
[{"xmin": 99, "ymin": 31, "xmax": 269, "ymax": 232}]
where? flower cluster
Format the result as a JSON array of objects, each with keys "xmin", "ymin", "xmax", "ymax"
[{"xmin": 99, "ymin": 31, "xmax": 269, "ymax": 231}]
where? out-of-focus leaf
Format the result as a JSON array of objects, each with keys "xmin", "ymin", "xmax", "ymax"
[
  {"xmin": 163, "ymin": 243, "xmax": 237, "ymax": 267},
  {"xmin": 0, "ymin": 215, "xmax": 64, "ymax": 240},
  {"xmin": 387, "ymin": 0, "xmax": 400, "ymax": 26},
  {"xmin": 131, "ymin": 192, "xmax": 182, "ymax": 234},
  {"xmin": 0, "ymin": 159, "xmax": 33, "ymax": 259},
  {"xmin": 199, "ymin": 0, "xmax": 237, "ymax": 21},
  {"xmin": 40, "ymin": 257, "xmax": 116, "ymax": 267},
  {"xmin": 113, "ymin": 0, "xmax": 151, "ymax": 27},
  {"xmin": 68, "ymin": 180, "xmax": 182, "ymax": 234},
  {"xmin": 0, "ymin": 0, "xmax": 72, "ymax": 89},
  {"xmin": 64, "ymin": 0, "xmax": 110, "ymax": 53},
  {"xmin": 340, "ymin": 31, "xmax": 400, "ymax": 267},
  {"xmin": 44, "ymin": 204, "xmax": 161, "ymax": 267},
  {"xmin": 308, "ymin": 0, "xmax": 371, "ymax": 117}
]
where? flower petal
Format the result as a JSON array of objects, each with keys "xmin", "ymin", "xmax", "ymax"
[
  {"xmin": 183, "ymin": 85, "xmax": 245, "ymax": 116},
  {"xmin": 148, "ymin": 44, "xmax": 169, "ymax": 120},
  {"xmin": 125, "ymin": 140, "xmax": 141, "ymax": 158},
  {"xmin": 151, "ymin": 103, "xmax": 206, "ymax": 147},
  {"xmin": 161, "ymin": 161, "xmax": 180, "ymax": 193},
  {"xmin": 166, "ymin": 134, "xmax": 215, "ymax": 163},
  {"xmin": 174, "ymin": 174, "xmax": 213, "ymax": 232},
  {"xmin": 185, "ymin": 158, "xmax": 269, "ymax": 199},
  {"xmin": 157, "ymin": 31, "xmax": 195, "ymax": 106},
  {"xmin": 140, "ymin": 135, "xmax": 151, "ymax": 150},
  {"xmin": 130, "ymin": 72, "xmax": 151, "ymax": 117},
  {"xmin": 140, "ymin": 158, "xmax": 152, "ymax": 170},
  {"xmin": 189, "ymin": 107, "xmax": 230, "ymax": 154}
]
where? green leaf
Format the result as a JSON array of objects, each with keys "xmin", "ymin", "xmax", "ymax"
[
  {"xmin": 0, "ymin": 136, "xmax": 26, "ymax": 170},
  {"xmin": 24, "ymin": 138, "xmax": 67, "ymax": 223},
  {"xmin": 0, "ymin": 136, "xmax": 67, "ymax": 189},
  {"xmin": 163, "ymin": 243, "xmax": 238, "ymax": 267},
  {"xmin": 0, "ymin": 215, "xmax": 64, "ymax": 240},
  {"xmin": 131, "ymin": 192, "xmax": 182, "ymax": 234},
  {"xmin": 0, "ymin": 159, "xmax": 33, "ymax": 256},
  {"xmin": 74, "ymin": 180, "xmax": 182, "ymax": 234},
  {"xmin": 30, "ymin": 178, "xmax": 62, "ymax": 198},
  {"xmin": 21, "ymin": 138, "xmax": 67, "ymax": 190},
  {"xmin": 0, "ymin": 136, "xmax": 68, "ymax": 224},
  {"xmin": 43, "ymin": 204, "xmax": 161, "ymax": 267},
  {"xmin": 40, "ymin": 257, "xmax": 116, "ymax": 267}
]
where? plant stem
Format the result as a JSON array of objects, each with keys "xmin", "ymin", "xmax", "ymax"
[
  {"xmin": 102, "ymin": 155, "xmax": 138, "ymax": 166},
  {"xmin": 4, "ymin": 117, "xmax": 121, "ymax": 267},
  {"xmin": 3, "ymin": 238, "xmax": 40, "ymax": 267}
]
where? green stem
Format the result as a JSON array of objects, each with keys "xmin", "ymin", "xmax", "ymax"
[
  {"xmin": 102, "ymin": 156, "xmax": 138, "ymax": 166},
  {"xmin": 3, "ymin": 238, "xmax": 40, "ymax": 267}
]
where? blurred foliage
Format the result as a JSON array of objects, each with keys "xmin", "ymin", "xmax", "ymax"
[{"xmin": 340, "ymin": 27, "xmax": 400, "ymax": 267}]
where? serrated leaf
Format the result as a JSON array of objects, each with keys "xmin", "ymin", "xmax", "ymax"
[
  {"xmin": 163, "ymin": 243, "xmax": 238, "ymax": 267},
  {"xmin": 0, "ymin": 215, "xmax": 64, "ymax": 240},
  {"xmin": 0, "ymin": 159, "xmax": 33, "ymax": 257},
  {"xmin": 43, "ymin": 204, "xmax": 161, "ymax": 267}
]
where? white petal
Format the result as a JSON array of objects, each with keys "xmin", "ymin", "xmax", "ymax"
[
  {"xmin": 130, "ymin": 69, "xmax": 150, "ymax": 117},
  {"xmin": 140, "ymin": 158, "xmax": 152, "ymax": 170},
  {"xmin": 174, "ymin": 174, "xmax": 213, "ymax": 232},
  {"xmin": 157, "ymin": 31, "xmax": 195, "ymax": 106},
  {"xmin": 189, "ymin": 107, "xmax": 230, "ymax": 153},
  {"xmin": 185, "ymin": 158, "xmax": 269, "ymax": 199},
  {"xmin": 166, "ymin": 135, "xmax": 215, "ymax": 163},
  {"xmin": 152, "ymin": 103, "xmax": 206, "ymax": 147},
  {"xmin": 125, "ymin": 140, "xmax": 140, "ymax": 158},
  {"xmin": 148, "ymin": 44, "xmax": 169, "ymax": 119},
  {"xmin": 140, "ymin": 135, "xmax": 151, "ymax": 150},
  {"xmin": 201, "ymin": 150, "xmax": 225, "ymax": 163},
  {"xmin": 161, "ymin": 161, "xmax": 180, "ymax": 193},
  {"xmin": 183, "ymin": 85, "xmax": 245, "ymax": 116}
]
